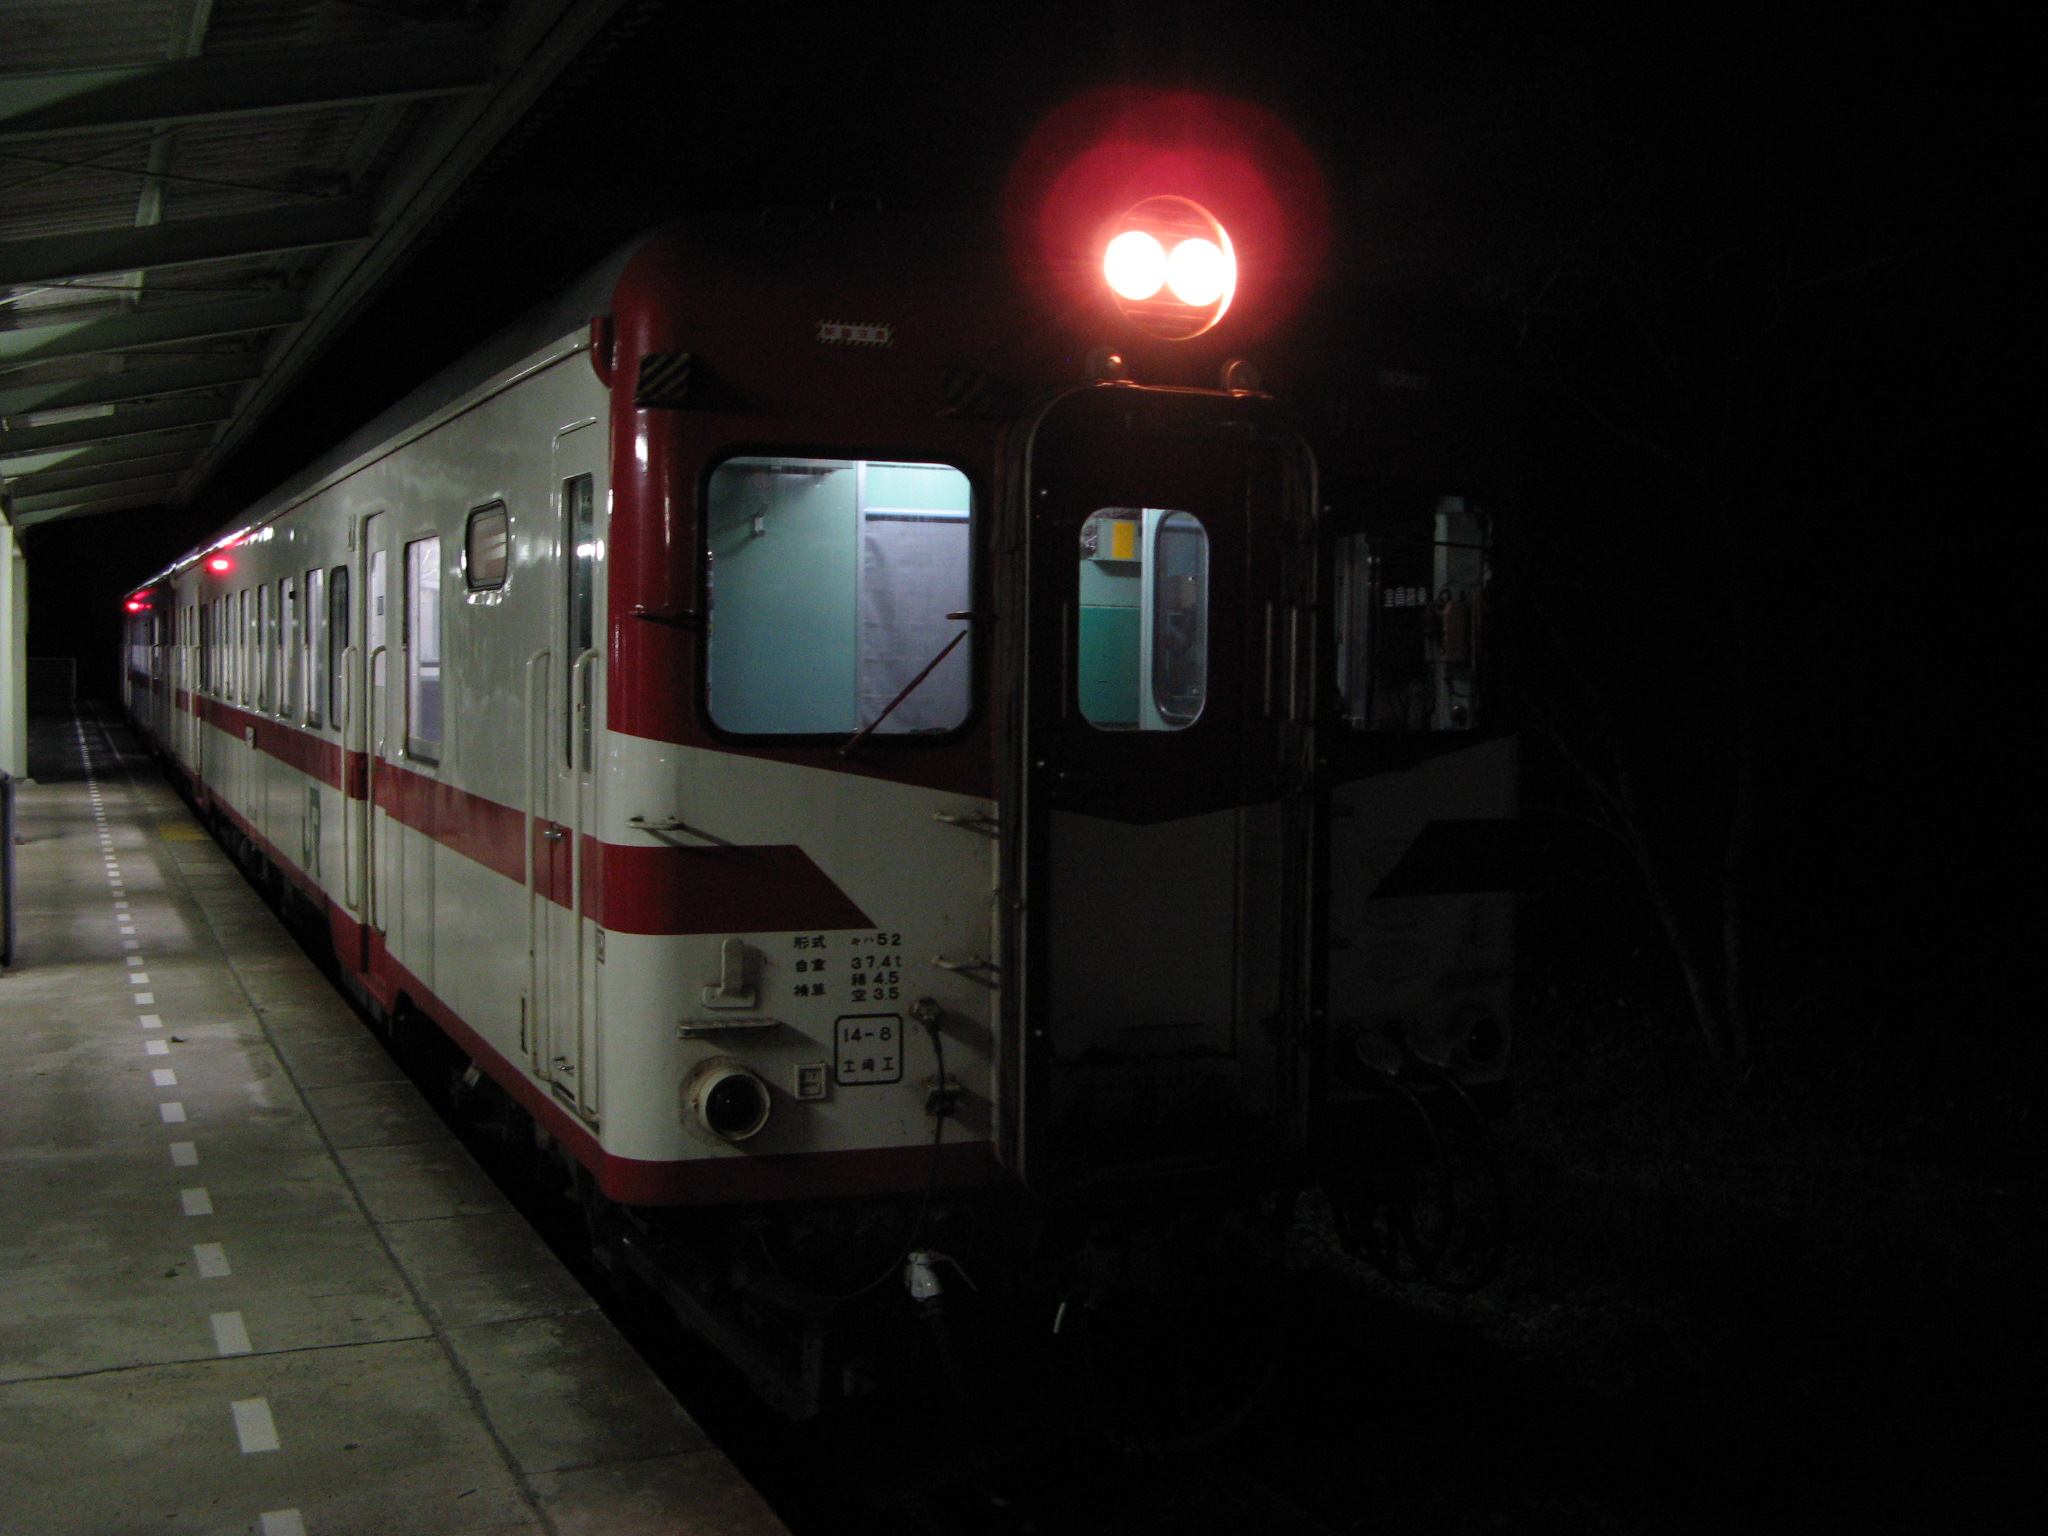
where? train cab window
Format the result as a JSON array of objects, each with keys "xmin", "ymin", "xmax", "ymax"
[
  {"xmin": 705, "ymin": 456, "xmax": 972, "ymax": 736},
  {"xmin": 327, "ymin": 565, "xmax": 350, "ymax": 729},
  {"xmin": 1076, "ymin": 508, "xmax": 1210, "ymax": 731},
  {"xmin": 465, "ymin": 502, "xmax": 509, "ymax": 590},
  {"xmin": 404, "ymin": 536, "xmax": 443, "ymax": 761}
]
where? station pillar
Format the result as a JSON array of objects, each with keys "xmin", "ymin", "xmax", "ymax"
[{"xmin": 0, "ymin": 516, "xmax": 25, "ymax": 779}]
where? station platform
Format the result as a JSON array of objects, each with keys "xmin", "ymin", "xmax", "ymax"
[{"xmin": 0, "ymin": 714, "xmax": 791, "ymax": 1536}]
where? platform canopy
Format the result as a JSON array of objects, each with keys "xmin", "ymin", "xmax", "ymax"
[{"xmin": 0, "ymin": 0, "xmax": 628, "ymax": 529}]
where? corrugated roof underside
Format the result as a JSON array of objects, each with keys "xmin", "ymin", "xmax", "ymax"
[{"xmin": 2, "ymin": 0, "xmax": 621, "ymax": 529}]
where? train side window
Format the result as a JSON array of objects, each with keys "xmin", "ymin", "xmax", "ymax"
[
  {"xmin": 1076, "ymin": 508, "xmax": 1209, "ymax": 731},
  {"xmin": 198, "ymin": 602, "xmax": 212, "ymax": 693},
  {"xmin": 327, "ymin": 565, "xmax": 350, "ymax": 729},
  {"xmin": 239, "ymin": 589, "xmax": 252, "ymax": 704},
  {"xmin": 563, "ymin": 475, "xmax": 596, "ymax": 767},
  {"xmin": 465, "ymin": 502, "xmax": 509, "ymax": 591},
  {"xmin": 1332, "ymin": 533, "xmax": 1374, "ymax": 729},
  {"xmin": 704, "ymin": 456, "xmax": 972, "ymax": 736},
  {"xmin": 281, "ymin": 577, "xmax": 299, "ymax": 720},
  {"xmin": 252, "ymin": 585, "xmax": 266, "ymax": 710},
  {"xmin": 303, "ymin": 568, "xmax": 323, "ymax": 727},
  {"xmin": 1332, "ymin": 498, "xmax": 1487, "ymax": 732},
  {"xmin": 404, "ymin": 536, "xmax": 443, "ymax": 761}
]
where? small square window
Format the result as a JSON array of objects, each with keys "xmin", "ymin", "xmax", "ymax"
[{"xmin": 464, "ymin": 502, "xmax": 509, "ymax": 591}]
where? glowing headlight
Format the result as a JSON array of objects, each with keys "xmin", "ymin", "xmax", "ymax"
[
  {"xmin": 1104, "ymin": 230, "xmax": 1168, "ymax": 299},
  {"xmin": 1165, "ymin": 236, "xmax": 1229, "ymax": 306},
  {"xmin": 1102, "ymin": 197, "xmax": 1236, "ymax": 339}
]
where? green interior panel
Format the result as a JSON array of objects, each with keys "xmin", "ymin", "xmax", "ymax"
[
  {"xmin": 1078, "ymin": 604, "xmax": 1141, "ymax": 726},
  {"xmin": 706, "ymin": 463, "xmax": 859, "ymax": 732},
  {"xmin": 864, "ymin": 461, "xmax": 970, "ymax": 514}
]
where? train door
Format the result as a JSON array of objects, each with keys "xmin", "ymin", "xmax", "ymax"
[
  {"xmin": 531, "ymin": 421, "xmax": 605, "ymax": 1120},
  {"xmin": 1014, "ymin": 385, "xmax": 1316, "ymax": 1189},
  {"xmin": 360, "ymin": 514, "xmax": 392, "ymax": 947}
]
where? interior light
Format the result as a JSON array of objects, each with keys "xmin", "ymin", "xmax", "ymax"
[
  {"xmin": 1104, "ymin": 230, "xmax": 1167, "ymax": 300},
  {"xmin": 1166, "ymin": 237, "xmax": 1230, "ymax": 306}
]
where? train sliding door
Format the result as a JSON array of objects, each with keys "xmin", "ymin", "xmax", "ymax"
[
  {"xmin": 1015, "ymin": 385, "xmax": 1316, "ymax": 1190},
  {"xmin": 529, "ymin": 420, "xmax": 606, "ymax": 1122},
  {"xmin": 358, "ymin": 513, "xmax": 391, "ymax": 951}
]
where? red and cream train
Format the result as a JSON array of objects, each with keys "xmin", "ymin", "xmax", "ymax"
[{"xmin": 122, "ymin": 162, "xmax": 1516, "ymax": 1412}]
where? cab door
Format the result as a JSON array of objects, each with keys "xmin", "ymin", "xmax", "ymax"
[
  {"xmin": 531, "ymin": 420, "xmax": 606, "ymax": 1122},
  {"xmin": 1014, "ymin": 385, "xmax": 1316, "ymax": 1189}
]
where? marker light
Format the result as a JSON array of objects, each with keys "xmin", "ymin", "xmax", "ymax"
[
  {"xmin": 125, "ymin": 599, "xmax": 146, "ymax": 612},
  {"xmin": 1104, "ymin": 230, "xmax": 1168, "ymax": 299},
  {"xmin": 1103, "ymin": 196, "xmax": 1236, "ymax": 339},
  {"xmin": 207, "ymin": 556, "xmax": 232, "ymax": 573}
]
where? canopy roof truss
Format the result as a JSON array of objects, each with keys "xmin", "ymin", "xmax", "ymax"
[{"xmin": 0, "ymin": 0, "xmax": 627, "ymax": 529}]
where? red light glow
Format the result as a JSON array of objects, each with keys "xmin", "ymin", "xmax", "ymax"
[
  {"xmin": 125, "ymin": 599, "xmax": 146, "ymax": 612},
  {"xmin": 207, "ymin": 555, "xmax": 233, "ymax": 573},
  {"xmin": 1006, "ymin": 88, "xmax": 1328, "ymax": 341}
]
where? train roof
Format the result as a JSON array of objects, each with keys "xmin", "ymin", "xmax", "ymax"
[{"xmin": 141, "ymin": 230, "xmax": 650, "ymax": 586}]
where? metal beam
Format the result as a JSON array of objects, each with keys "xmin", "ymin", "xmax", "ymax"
[
  {"xmin": 15, "ymin": 489, "xmax": 169, "ymax": 528},
  {"xmin": 5, "ymin": 448, "xmax": 197, "ymax": 497},
  {"xmin": 0, "ymin": 292, "xmax": 304, "ymax": 367},
  {"xmin": 181, "ymin": 0, "xmax": 633, "ymax": 502},
  {"xmin": 0, "ymin": 199, "xmax": 371, "ymax": 287},
  {"xmin": 0, "ymin": 355, "xmax": 258, "ymax": 418},
  {"xmin": 0, "ymin": 396, "xmax": 224, "ymax": 454},
  {"xmin": 13, "ymin": 471, "xmax": 182, "ymax": 517},
  {"xmin": 0, "ymin": 37, "xmax": 494, "ymax": 144},
  {"xmin": 0, "ymin": 428, "xmax": 215, "ymax": 476}
]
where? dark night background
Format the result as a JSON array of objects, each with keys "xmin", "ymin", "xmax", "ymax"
[{"xmin": 24, "ymin": 4, "xmax": 2034, "ymax": 1528}]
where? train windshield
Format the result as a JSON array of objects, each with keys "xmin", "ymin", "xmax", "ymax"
[{"xmin": 704, "ymin": 456, "xmax": 972, "ymax": 737}]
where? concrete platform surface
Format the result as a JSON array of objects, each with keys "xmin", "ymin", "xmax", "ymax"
[{"xmin": 0, "ymin": 715, "xmax": 791, "ymax": 1536}]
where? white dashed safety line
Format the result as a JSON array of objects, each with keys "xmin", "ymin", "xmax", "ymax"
[
  {"xmin": 231, "ymin": 1397, "xmax": 281, "ymax": 1454},
  {"xmin": 211, "ymin": 1311, "xmax": 253, "ymax": 1357},
  {"xmin": 82, "ymin": 722, "xmax": 314, "ymax": 1532}
]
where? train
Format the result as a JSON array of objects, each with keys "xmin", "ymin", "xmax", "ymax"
[{"xmin": 120, "ymin": 113, "xmax": 1516, "ymax": 1434}]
